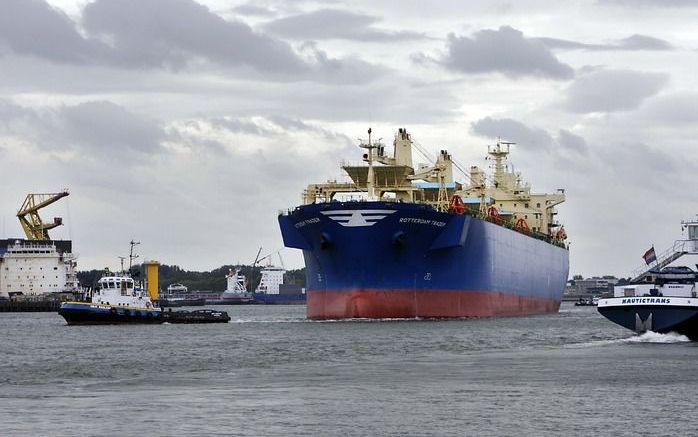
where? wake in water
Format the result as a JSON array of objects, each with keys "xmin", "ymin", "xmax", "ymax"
[
  {"xmin": 566, "ymin": 331, "xmax": 691, "ymax": 348},
  {"xmin": 623, "ymin": 331, "xmax": 691, "ymax": 343}
]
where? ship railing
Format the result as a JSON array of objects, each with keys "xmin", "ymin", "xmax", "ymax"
[{"xmin": 630, "ymin": 239, "xmax": 693, "ymax": 280}]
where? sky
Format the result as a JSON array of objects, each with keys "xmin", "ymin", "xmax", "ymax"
[{"xmin": 1, "ymin": 0, "xmax": 698, "ymax": 277}]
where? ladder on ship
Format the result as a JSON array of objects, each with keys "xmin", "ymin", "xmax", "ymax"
[{"xmin": 630, "ymin": 240, "xmax": 697, "ymax": 283}]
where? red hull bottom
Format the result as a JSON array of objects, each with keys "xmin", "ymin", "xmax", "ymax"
[{"xmin": 306, "ymin": 289, "xmax": 561, "ymax": 320}]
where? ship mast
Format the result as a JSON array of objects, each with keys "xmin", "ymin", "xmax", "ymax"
[
  {"xmin": 488, "ymin": 138, "xmax": 515, "ymax": 188},
  {"xmin": 360, "ymin": 127, "xmax": 378, "ymax": 200},
  {"xmin": 128, "ymin": 240, "xmax": 140, "ymax": 274}
]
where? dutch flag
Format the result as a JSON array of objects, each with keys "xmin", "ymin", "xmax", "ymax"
[{"xmin": 642, "ymin": 246, "xmax": 657, "ymax": 265}]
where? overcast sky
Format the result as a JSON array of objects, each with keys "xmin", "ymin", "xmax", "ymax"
[{"xmin": 1, "ymin": 0, "xmax": 698, "ymax": 277}]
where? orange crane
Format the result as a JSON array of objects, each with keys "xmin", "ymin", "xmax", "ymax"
[{"xmin": 16, "ymin": 190, "xmax": 69, "ymax": 240}]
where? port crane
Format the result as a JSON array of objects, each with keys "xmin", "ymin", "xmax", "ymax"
[{"xmin": 16, "ymin": 190, "xmax": 70, "ymax": 240}]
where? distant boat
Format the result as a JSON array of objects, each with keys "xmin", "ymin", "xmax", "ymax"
[
  {"xmin": 160, "ymin": 283, "xmax": 205, "ymax": 307},
  {"xmin": 253, "ymin": 262, "xmax": 305, "ymax": 305},
  {"xmin": 215, "ymin": 269, "xmax": 255, "ymax": 305},
  {"xmin": 574, "ymin": 296, "xmax": 598, "ymax": 306}
]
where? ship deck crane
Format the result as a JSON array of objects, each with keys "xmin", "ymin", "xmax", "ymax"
[{"xmin": 16, "ymin": 190, "xmax": 70, "ymax": 240}]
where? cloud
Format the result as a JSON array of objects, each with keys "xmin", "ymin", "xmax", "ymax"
[
  {"xmin": 0, "ymin": 99, "xmax": 166, "ymax": 158},
  {"xmin": 0, "ymin": 0, "xmax": 104, "ymax": 63},
  {"xmin": 557, "ymin": 129, "xmax": 589, "ymax": 155},
  {"xmin": 471, "ymin": 117, "xmax": 588, "ymax": 155},
  {"xmin": 82, "ymin": 0, "xmax": 308, "ymax": 73},
  {"xmin": 232, "ymin": 4, "xmax": 277, "ymax": 17},
  {"xmin": 639, "ymin": 92, "xmax": 698, "ymax": 125},
  {"xmin": 61, "ymin": 101, "xmax": 166, "ymax": 155},
  {"xmin": 436, "ymin": 26, "xmax": 574, "ymax": 79},
  {"xmin": 561, "ymin": 69, "xmax": 668, "ymax": 113},
  {"xmin": 599, "ymin": 0, "xmax": 698, "ymax": 8},
  {"xmin": 537, "ymin": 34, "xmax": 672, "ymax": 51},
  {"xmin": 265, "ymin": 9, "xmax": 425, "ymax": 41},
  {"xmin": 0, "ymin": 0, "xmax": 384, "ymax": 83},
  {"xmin": 470, "ymin": 117, "xmax": 554, "ymax": 149}
]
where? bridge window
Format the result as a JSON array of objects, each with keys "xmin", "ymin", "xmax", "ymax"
[{"xmin": 689, "ymin": 225, "xmax": 698, "ymax": 240}]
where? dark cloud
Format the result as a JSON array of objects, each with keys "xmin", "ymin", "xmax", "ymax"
[
  {"xmin": 538, "ymin": 34, "xmax": 672, "ymax": 51},
  {"xmin": 471, "ymin": 118, "xmax": 588, "ymax": 155},
  {"xmin": 264, "ymin": 9, "xmax": 425, "ymax": 41},
  {"xmin": 557, "ymin": 129, "xmax": 588, "ymax": 155},
  {"xmin": 82, "ymin": 0, "xmax": 307, "ymax": 73},
  {"xmin": 0, "ymin": 99, "xmax": 165, "ymax": 157},
  {"xmin": 0, "ymin": 0, "xmax": 383, "ymax": 83},
  {"xmin": 0, "ymin": 0, "xmax": 103, "ymax": 63},
  {"xmin": 470, "ymin": 117, "xmax": 554, "ymax": 149},
  {"xmin": 561, "ymin": 69, "xmax": 668, "ymax": 113},
  {"xmin": 437, "ymin": 26, "xmax": 574, "ymax": 79},
  {"xmin": 60, "ymin": 101, "xmax": 165, "ymax": 154}
]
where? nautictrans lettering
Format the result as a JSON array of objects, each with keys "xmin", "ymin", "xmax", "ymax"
[
  {"xmin": 399, "ymin": 217, "xmax": 446, "ymax": 227},
  {"xmin": 620, "ymin": 297, "xmax": 671, "ymax": 304}
]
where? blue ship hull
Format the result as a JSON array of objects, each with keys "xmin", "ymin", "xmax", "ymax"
[
  {"xmin": 252, "ymin": 293, "xmax": 306, "ymax": 305},
  {"xmin": 279, "ymin": 201, "xmax": 569, "ymax": 319},
  {"xmin": 58, "ymin": 302, "xmax": 162, "ymax": 325},
  {"xmin": 598, "ymin": 297, "xmax": 698, "ymax": 339}
]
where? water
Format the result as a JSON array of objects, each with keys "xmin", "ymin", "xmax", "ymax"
[{"xmin": 2, "ymin": 303, "xmax": 697, "ymax": 436}]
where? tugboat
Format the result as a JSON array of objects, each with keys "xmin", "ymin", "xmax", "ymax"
[
  {"xmin": 598, "ymin": 218, "xmax": 698, "ymax": 339},
  {"xmin": 58, "ymin": 273, "xmax": 162, "ymax": 325},
  {"xmin": 59, "ymin": 242, "xmax": 231, "ymax": 325}
]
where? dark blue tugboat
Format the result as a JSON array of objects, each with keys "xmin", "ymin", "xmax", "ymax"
[{"xmin": 598, "ymin": 219, "xmax": 698, "ymax": 339}]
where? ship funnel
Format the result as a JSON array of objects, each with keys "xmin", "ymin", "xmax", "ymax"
[{"xmin": 145, "ymin": 260, "xmax": 160, "ymax": 301}]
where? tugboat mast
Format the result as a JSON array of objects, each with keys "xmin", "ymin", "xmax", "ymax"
[{"xmin": 128, "ymin": 240, "xmax": 140, "ymax": 274}]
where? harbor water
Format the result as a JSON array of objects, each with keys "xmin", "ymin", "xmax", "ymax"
[{"xmin": 2, "ymin": 303, "xmax": 698, "ymax": 436}]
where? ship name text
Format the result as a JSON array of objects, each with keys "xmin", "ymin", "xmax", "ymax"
[
  {"xmin": 399, "ymin": 218, "xmax": 446, "ymax": 227},
  {"xmin": 295, "ymin": 218, "xmax": 321, "ymax": 228},
  {"xmin": 621, "ymin": 297, "xmax": 671, "ymax": 304}
]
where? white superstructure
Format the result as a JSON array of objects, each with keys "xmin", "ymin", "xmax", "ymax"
[
  {"xmin": 255, "ymin": 266, "xmax": 286, "ymax": 294},
  {"xmin": 0, "ymin": 240, "xmax": 78, "ymax": 298},
  {"xmin": 226, "ymin": 269, "xmax": 248, "ymax": 293},
  {"xmin": 166, "ymin": 283, "xmax": 188, "ymax": 295},
  {"xmin": 92, "ymin": 273, "xmax": 158, "ymax": 309}
]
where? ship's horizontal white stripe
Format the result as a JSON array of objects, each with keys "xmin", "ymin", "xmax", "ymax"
[
  {"xmin": 598, "ymin": 297, "xmax": 698, "ymax": 308},
  {"xmin": 320, "ymin": 210, "xmax": 397, "ymax": 227}
]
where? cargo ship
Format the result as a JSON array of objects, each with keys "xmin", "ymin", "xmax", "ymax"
[
  {"xmin": 253, "ymin": 263, "xmax": 306, "ymax": 305},
  {"xmin": 278, "ymin": 128, "xmax": 569, "ymax": 319},
  {"xmin": 598, "ymin": 218, "xmax": 698, "ymax": 339}
]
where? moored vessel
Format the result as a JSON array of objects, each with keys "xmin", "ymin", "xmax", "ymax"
[
  {"xmin": 160, "ymin": 283, "xmax": 206, "ymax": 307},
  {"xmin": 598, "ymin": 219, "xmax": 698, "ymax": 339},
  {"xmin": 253, "ymin": 261, "xmax": 306, "ymax": 305},
  {"xmin": 279, "ymin": 128, "xmax": 569, "ymax": 319}
]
